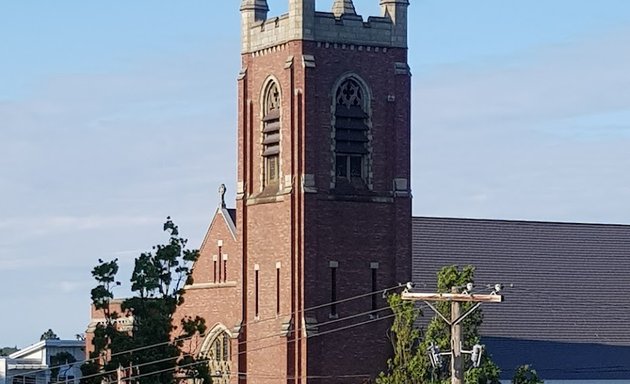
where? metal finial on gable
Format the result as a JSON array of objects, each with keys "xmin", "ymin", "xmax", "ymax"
[
  {"xmin": 332, "ymin": 0, "xmax": 357, "ymax": 17},
  {"xmin": 219, "ymin": 184, "xmax": 227, "ymax": 208}
]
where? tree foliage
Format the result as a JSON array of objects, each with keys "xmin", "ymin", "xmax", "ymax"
[
  {"xmin": 0, "ymin": 346, "xmax": 18, "ymax": 357},
  {"xmin": 49, "ymin": 351, "xmax": 77, "ymax": 383},
  {"xmin": 80, "ymin": 217, "xmax": 210, "ymax": 384},
  {"xmin": 40, "ymin": 329, "xmax": 60, "ymax": 341},
  {"xmin": 376, "ymin": 294, "xmax": 428, "ymax": 384},
  {"xmin": 421, "ymin": 265, "xmax": 501, "ymax": 384},
  {"xmin": 512, "ymin": 365, "xmax": 543, "ymax": 384},
  {"xmin": 378, "ymin": 265, "xmax": 502, "ymax": 384}
]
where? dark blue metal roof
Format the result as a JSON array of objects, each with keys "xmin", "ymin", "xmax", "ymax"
[{"xmin": 412, "ymin": 217, "xmax": 630, "ymax": 379}]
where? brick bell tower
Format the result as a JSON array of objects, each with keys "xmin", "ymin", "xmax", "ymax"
[{"xmin": 236, "ymin": 0, "xmax": 411, "ymax": 382}]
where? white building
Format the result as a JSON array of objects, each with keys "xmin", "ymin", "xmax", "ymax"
[{"xmin": 0, "ymin": 340, "xmax": 84, "ymax": 384}]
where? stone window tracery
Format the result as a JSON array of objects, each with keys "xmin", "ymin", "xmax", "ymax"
[
  {"xmin": 262, "ymin": 81, "xmax": 281, "ymax": 188},
  {"xmin": 333, "ymin": 77, "xmax": 370, "ymax": 188},
  {"xmin": 200, "ymin": 329, "xmax": 231, "ymax": 384}
]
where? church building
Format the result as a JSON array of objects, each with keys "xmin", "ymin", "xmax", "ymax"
[
  {"xmin": 172, "ymin": 0, "xmax": 630, "ymax": 382},
  {"xmin": 173, "ymin": 1, "xmax": 413, "ymax": 383}
]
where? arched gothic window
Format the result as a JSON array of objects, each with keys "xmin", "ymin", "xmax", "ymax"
[
  {"xmin": 262, "ymin": 81, "xmax": 281, "ymax": 188},
  {"xmin": 333, "ymin": 77, "xmax": 370, "ymax": 188},
  {"xmin": 200, "ymin": 330, "xmax": 231, "ymax": 384}
]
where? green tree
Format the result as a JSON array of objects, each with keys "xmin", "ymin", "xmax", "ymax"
[
  {"xmin": 81, "ymin": 217, "xmax": 210, "ymax": 384},
  {"xmin": 40, "ymin": 329, "xmax": 60, "ymax": 341},
  {"xmin": 378, "ymin": 265, "xmax": 501, "ymax": 384},
  {"xmin": 512, "ymin": 365, "xmax": 543, "ymax": 384},
  {"xmin": 49, "ymin": 351, "xmax": 77, "ymax": 383},
  {"xmin": 0, "ymin": 346, "xmax": 18, "ymax": 357},
  {"xmin": 421, "ymin": 265, "xmax": 501, "ymax": 384},
  {"xmin": 376, "ymin": 294, "xmax": 427, "ymax": 384}
]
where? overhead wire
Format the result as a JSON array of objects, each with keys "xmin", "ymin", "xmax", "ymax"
[
  {"xmin": 496, "ymin": 285, "xmax": 628, "ymax": 345},
  {"xmin": 73, "ymin": 305, "xmax": 415, "ymax": 382},
  {"xmin": 23, "ymin": 285, "xmax": 628, "ymax": 381},
  {"xmin": 6, "ymin": 284, "xmax": 405, "ymax": 379},
  {"xmin": 120, "ymin": 309, "xmax": 407, "ymax": 382},
  {"xmin": 15, "ymin": 281, "xmax": 629, "ymax": 380}
]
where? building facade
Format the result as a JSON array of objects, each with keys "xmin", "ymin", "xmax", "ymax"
[
  {"xmin": 173, "ymin": 1, "xmax": 413, "ymax": 383},
  {"xmin": 164, "ymin": 1, "xmax": 630, "ymax": 382},
  {"xmin": 0, "ymin": 340, "xmax": 84, "ymax": 384}
]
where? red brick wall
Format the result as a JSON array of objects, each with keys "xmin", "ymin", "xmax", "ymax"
[
  {"xmin": 234, "ymin": 39, "xmax": 412, "ymax": 382},
  {"xmin": 299, "ymin": 41, "xmax": 412, "ymax": 382},
  {"xmin": 301, "ymin": 43, "xmax": 410, "ymax": 192},
  {"xmin": 173, "ymin": 210, "xmax": 241, "ymax": 384},
  {"xmin": 85, "ymin": 300, "xmax": 131, "ymax": 358},
  {"xmin": 236, "ymin": 41, "xmax": 307, "ymax": 383},
  {"xmin": 177, "ymin": 35, "xmax": 412, "ymax": 383}
]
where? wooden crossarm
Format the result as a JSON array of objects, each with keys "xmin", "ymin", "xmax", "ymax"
[{"xmin": 401, "ymin": 292, "xmax": 503, "ymax": 303}]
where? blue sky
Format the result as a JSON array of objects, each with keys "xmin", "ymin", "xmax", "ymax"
[{"xmin": 1, "ymin": 0, "xmax": 630, "ymax": 348}]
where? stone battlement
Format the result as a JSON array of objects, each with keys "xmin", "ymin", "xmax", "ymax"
[{"xmin": 241, "ymin": 0, "xmax": 408, "ymax": 53}]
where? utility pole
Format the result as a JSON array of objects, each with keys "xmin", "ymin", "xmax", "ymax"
[
  {"xmin": 401, "ymin": 285, "xmax": 503, "ymax": 384},
  {"xmin": 450, "ymin": 287, "xmax": 463, "ymax": 384}
]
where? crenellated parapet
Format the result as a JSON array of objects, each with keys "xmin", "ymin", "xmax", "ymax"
[{"xmin": 240, "ymin": 0, "xmax": 409, "ymax": 53}]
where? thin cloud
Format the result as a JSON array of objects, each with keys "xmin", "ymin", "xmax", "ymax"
[
  {"xmin": 52, "ymin": 280, "xmax": 92, "ymax": 294},
  {"xmin": 414, "ymin": 26, "xmax": 630, "ymax": 130},
  {"xmin": 0, "ymin": 215, "xmax": 159, "ymax": 236},
  {"xmin": 412, "ymin": 26, "xmax": 630, "ymax": 224}
]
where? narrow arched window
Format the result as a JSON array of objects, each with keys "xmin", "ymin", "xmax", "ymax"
[
  {"xmin": 211, "ymin": 332, "xmax": 230, "ymax": 363},
  {"xmin": 201, "ymin": 329, "xmax": 231, "ymax": 384},
  {"xmin": 333, "ymin": 77, "xmax": 370, "ymax": 188},
  {"xmin": 262, "ymin": 81, "xmax": 281, "ymax": 188}
]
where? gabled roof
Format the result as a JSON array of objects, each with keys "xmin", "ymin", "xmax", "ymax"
[
  {"xmin": 412, "ymin": 216, "xmax": 630, "ymax": 347},
  {"xmin": 199, "ymin": 207, "xmax": 237, "ymax": 252}
]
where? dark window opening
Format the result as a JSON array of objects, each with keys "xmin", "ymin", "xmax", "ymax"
[
  {"xmin": 218, "ymin": 260, "xmax": 222, "ymax": 283},
  {"xmin": 218, "ymin": 247, "xmax": 222, "ymax": 283},
  {"xmin": 263, "ymin": 82, "xmax": 281, "ymax": 188},
  {"xmin": 330, "ymin": 266, "xmax": 338, "ymax": 316},
  {"xmin": 13, "ymin": 377, "xmax": 36, "ymax": 384},
  {"xmin": 209, "ymin": 332, "xmax": 230, "ymax": 362},
  {"xmin": 222, "ymin": 333, "xmax": 229, "ymax": 360},
  {"xmin": 371, "ymin": 267, "xmax": 378, "ymax": 312},
  {"xmin": 334, "ymin": 78, "xmax": 370, "ymax": 188},
  {"xmin": 266, "ymin": 155, "xmax": 279, "ymax": 184},
  {"xmin": 205, "ymin": 331, "xmax": 232, "ymax": 384},
  {"xmin": 255, "ymin": 269, "xmax": 260, "ymax": 318},
  {"xmin": 276, "ymin": 267, "xmax": 281, "ymax": 315}
]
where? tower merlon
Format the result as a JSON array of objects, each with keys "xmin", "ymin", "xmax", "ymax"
[
  {"xmin": 240, "ymin": 0, "xmax": 270, "ymax": 22},
  {"xmin": 332, "ymin": 0, "xmax": 357, "ymax": 18},
  {"xmin": 241, "ymin": 0, "xmax": 270, "ymax": 50},
  {"xmin": 240, "ymin": 0, "xmax": 409, "ymax": 54},
  {"xmin": 380, "ymin": 0, "xmax": 409, "ymax": 47}
]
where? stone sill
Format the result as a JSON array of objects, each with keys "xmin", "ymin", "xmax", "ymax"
[
  {"xmin": 184, "ymin": 282, "xmax": 237, "ymax": 290},
  {"xmin": 245, "ymin": 190, "xmax": 290, "ymax": 206}
]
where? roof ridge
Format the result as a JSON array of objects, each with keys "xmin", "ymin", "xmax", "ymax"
[{"xmin": 412, "ymin": 215, "xmax": 630, "ymax": 228}]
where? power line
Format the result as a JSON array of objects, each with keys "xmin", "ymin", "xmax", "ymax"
[
  {"xmin": 30, "ymin": 291, "xmax": 628, "ymax": 384},
  {"xmin": 6, "ymin": 284, "xmax": 404, "ymax": 379},
  {"xmin": 95, "ymin": 309, "xmax": 407, "ymax": 382},
  {"xmin": 496, "ymin": 285, "xmax": 627, "ymax": 345},
  {"xmin": 233, "ymin": 283, "xmax": 403, "ymax": 330},
  {"xmin": 121, "ymin": 310, "xmax": 404, "ymax": 383}
]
